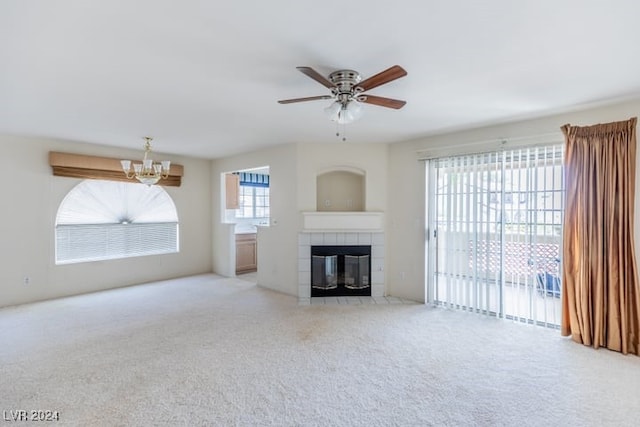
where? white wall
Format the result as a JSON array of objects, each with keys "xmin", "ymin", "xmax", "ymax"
[
  {"xmin": 387, "ymin": 98, "xmax": 640, "ymax": 302},
  {"xmin": 8, "ymin": 99, "xmax": 639, "ymax": 308},
  {"xmin": 211, "ymin": 143, "xmax": 299, "ymax": 295},
  {"xmin": 0, "ymin": 135, "xmax": 213, "ymax": 307},
  {"xmin": 296, "ymin": 142, "xmax": 388, "ymax": 212},
  {"xmin": 211, "ymin": 141, "xmax": 389, "ymax": 297}
]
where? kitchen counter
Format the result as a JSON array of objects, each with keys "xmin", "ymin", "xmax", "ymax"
[{"xmin": 234, "ymin": 225, "xmax": 257, "ymax": 235}]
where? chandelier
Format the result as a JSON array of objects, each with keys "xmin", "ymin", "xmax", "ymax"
[{"xmin": 120, "ymin": 137, "xmax": 171, "ymax": 186}]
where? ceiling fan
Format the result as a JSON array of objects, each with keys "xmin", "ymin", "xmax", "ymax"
[{"xmin": 278, "ymin": 65, "xmax": 407, "ymax": 125}]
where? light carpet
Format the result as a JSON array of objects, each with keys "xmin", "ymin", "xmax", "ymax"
[{"xmin": 1, "ymin": 274, "xmax": 639, "ymax": 426}]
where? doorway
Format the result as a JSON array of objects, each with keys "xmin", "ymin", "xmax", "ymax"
[
  {"xmin": 426, "ymin": 145, "xmax": 564, "ymax": 327},
  {"xmin": 223, "ymin": 166, "xmax": 270, "ymax": 280}
]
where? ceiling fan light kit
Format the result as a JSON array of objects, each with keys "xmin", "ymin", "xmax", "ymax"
[
  {"xmin": 324, "ymin": 99, "xmax": 364, "ymax": 124},
  {"xmin": 278, "ymin": 65, "xmax": 407, "ymax": 139}
]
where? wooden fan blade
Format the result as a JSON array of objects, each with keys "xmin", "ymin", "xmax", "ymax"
[
  {"xmin": 359, "ymin": 95, "xmax": 406, "ymax": 109},
  {"xmin": 278, "ymin": 95, "xmax": 333, "ymax": 104},
  {"xmin": 296, "ymin": 66, "xmax": 336, "ymax": 89},
  {"xmin": 356, "ymin": 65, "xmax": 407, "ymax": 92}
]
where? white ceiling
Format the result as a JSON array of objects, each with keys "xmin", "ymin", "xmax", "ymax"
[{"xmin": 2, "ymin": 0, "xmax": 640, "ymax": 159}]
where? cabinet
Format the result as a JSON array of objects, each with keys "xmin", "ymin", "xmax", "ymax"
[
  {"xmin": 225, "ymin": 173, "xmax": 240, "ymax": 209},
  {"xmin": 236, "ymin": 233, "xmax": 257, "ymax": 274}
]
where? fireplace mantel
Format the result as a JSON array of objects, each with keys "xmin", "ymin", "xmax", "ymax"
[{"xmin": 301, "ymin": 211, "xmax": 384, "ymax": 232}]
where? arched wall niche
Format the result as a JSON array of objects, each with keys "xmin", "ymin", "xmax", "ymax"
[{"xmin": 316, "ymin": 166, "xmax": 365, "ymax": 212}]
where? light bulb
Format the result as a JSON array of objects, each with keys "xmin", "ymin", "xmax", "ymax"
[
  {"xmin": 345, "ymin": 100, "xmax": 364, "ymax": 121},
  {"xmin": 337, "ymin": 106, "xmax": 355, "ymax": 124},
  {"xmin": 324, "ymin": 101, "xmax": 342, "ymax": 121}
]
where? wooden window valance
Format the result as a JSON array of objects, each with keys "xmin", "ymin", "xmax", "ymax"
[{"xmin": 49, "ymin": 152, "xmax": 184, "ymax": 187}]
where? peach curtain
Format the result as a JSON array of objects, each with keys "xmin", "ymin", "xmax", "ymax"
[{"xmin": 561, "ymin": 117, "xmax": 640, "ymax": 355}]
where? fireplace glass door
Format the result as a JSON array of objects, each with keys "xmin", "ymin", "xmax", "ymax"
[
  {"xmin": 312, "ymin": 255, "xmax": 338, "ymax": 289},
  {"xmin": 344, "ymin": 255, "xmax": 370, "ymax": 289},
  {"xmin": 311, "ymin": 246, "xmax": 372, "ymax": 297}
]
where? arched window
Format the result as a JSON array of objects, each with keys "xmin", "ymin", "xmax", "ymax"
[{"xmin": 55, "ymin": 180, "xmax": 179, "ymax": 264}]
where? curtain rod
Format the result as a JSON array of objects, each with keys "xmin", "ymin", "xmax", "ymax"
[{"xmin": 416, "ymin": 131, "xmax": 564, "ymax": 161}]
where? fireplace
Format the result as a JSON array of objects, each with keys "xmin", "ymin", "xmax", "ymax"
[
  {"xmin": 297, "ymin": 231, "xmax": 384, "ymax": 302},
  {"xmin": 311, "ymin": 245, "xmax": 371, "ymax": 297}
]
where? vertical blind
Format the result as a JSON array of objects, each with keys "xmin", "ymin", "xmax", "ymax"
[{"xmin": 428, "ymin": 144, "xmax": 564, "ymax": 327}]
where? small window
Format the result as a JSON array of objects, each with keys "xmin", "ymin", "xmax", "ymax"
[
  {"xmin": 55, "ymin": 180, "xmax": 179, "ymax": 264},
  {"xmin": 235, "ymin": 172, "xmax": 270, "ymax": 219},
  {"xmin": 237, "ymin": 186, "xmax": 270, "ymax": 219}
]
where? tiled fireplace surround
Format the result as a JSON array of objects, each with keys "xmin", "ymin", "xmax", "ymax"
[{"xmin": 297, "ymin": 231, "xmax": 385, "ymax": 303}]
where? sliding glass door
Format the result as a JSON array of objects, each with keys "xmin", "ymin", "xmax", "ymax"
[{"xmin": 426, "ymin": 145, "xmax": 564, "ymax": 327}]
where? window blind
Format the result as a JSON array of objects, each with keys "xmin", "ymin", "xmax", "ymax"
[
  {"xmin": 56, "ymin": 223, "xmax": 179, "ymax": 264},
  {"xmin": 236, "ymin": 172, "xmax": 269, "ymax": 188},
  {"xmin": 428, "ymin": 144, "xmax": 564, "ymax": 327},
  {"xmin": 55, "ymin": 180, "xmax": 179, "ymax": 264}
]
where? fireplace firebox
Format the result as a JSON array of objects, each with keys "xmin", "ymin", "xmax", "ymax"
[{"xmin": 311, "ymin": 245, "xmax": 371, "ymax": 297}]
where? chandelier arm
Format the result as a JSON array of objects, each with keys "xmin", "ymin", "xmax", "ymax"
[{"xmin": 121, "ymin": 137, "xmax": 171, "ymax": 185}]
